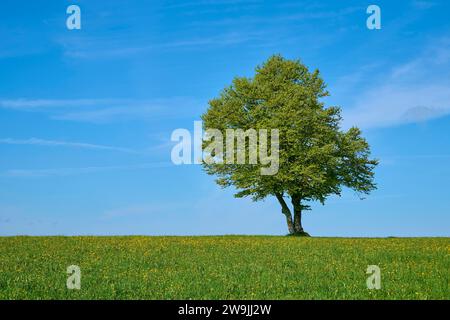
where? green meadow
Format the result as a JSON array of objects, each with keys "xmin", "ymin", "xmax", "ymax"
[{"xmin": 0, "ymin": 236, "xmax": 448, "ymax": 300}]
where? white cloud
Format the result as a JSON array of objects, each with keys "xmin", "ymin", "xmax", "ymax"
[
  {"xmin": 0, "ymin": 98, "xmax": 117, "ymax": 110},
  {"xmin": 344, "ymin": 84, "xmax": 450, "ymax": 129},
  {"xmin": 58, "ymin": 31, "xmax": 266, "ymax": 59},
  {"xmin": 0, "ymin": 97, "xmax": 201, "ymax": 123},
  {"xmin": 412, "ymin": 0, "xmax": 436, "ymax": 10},
  {"xmin": 56, "ymin": 5, "xmax": 361, "ymax": 60},
  {"xmin": 342, "ymin": 38, "xmax": 450, "ymax": 129},
  {"xmin": 2, "ymin": 162, "xmax": 173, "ymax": 178},
  {"xmin": 0, "ymin": 137, "xmax": 138, "ymax": 154},
  {"xmin": 102, "ymin": 202, "xmax": 188, "ymax": 219}
]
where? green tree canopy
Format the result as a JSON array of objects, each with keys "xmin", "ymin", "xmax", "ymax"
[{"xmin": 202, "ymin": 55, "xmax": 378, "ymax": 235}]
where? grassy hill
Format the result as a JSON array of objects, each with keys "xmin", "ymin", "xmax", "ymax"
[{"xmin": 0, "ymin": 236, "xmax": 448, "ymax": 299}]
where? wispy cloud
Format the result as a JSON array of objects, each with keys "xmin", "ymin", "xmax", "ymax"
[
  {"xmin": 344, "ymin": 85, "xmax": 450, "ymax": 128},
  {"xmin": 380, "ymin": 154, "xmax": 450, "ymax": 165},
  {"xmin": 2, "ymin": 162, "xmax": 173, "ymax": 178},
  {"xmin": 0, "ymin": 97, "xmax": 201, "ymax": 123},
  {"xmin": 59, "ymin": 31, "xmax": 266, "ymax": 59},
  {"xmin": 343, "ymin": 37, "xmax": 450, "ymax": 129},
  {"xmin": 163, "ymin": 0, "xmax": 262, "ymax": 10},
  {"xmin": 102, "ymin": 202, "xmax": 188, "ymax": 219},
  {"xmin": 45, "ymin": 2, "xmax": 362, "ymax": 61},
  {"xmin": 412, "ymin": 0, "xmax": 437, "ymax": 10},
  {"xmin": 190, "ymin": 5, "xmax": 362, "ymax": 27},
  {"xmin": 0, "ymin": 98, "xmax": 117, "ymax": 110},
  {"xmin": 0, "ymin": 138, "xmax": 138, "ymax": 154}
]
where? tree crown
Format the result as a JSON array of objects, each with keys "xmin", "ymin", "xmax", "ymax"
[{"xmin": 202, "ymin": 55, "xmax": 378, "ymax": 206}]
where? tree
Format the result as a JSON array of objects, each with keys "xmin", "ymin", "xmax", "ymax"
[{"xmin": 201, "ymin": 55, "xmax": 378, "ymax": 236}]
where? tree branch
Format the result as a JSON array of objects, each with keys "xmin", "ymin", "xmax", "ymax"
[{"xmin": 275, "ymin": 193, "xmax": 291, "ymax": 216}]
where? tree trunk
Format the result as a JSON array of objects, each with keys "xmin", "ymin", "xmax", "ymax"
[
  {"xmin": 292, "ymin": 195, "xmax": 304, "ymax": 233},
  {"xmin": 275, "ymin": 193, "xmax": 295, "ymax": 234}
]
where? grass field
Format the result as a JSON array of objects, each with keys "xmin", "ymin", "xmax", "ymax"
[{"xmin": 0, "ymin": 236, "xmax": 448, "ymax": 300}]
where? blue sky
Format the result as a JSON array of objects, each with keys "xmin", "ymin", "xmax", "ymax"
[{"xmin": 0, "ymin": 0, "xmax": 449, "ymax": 236}]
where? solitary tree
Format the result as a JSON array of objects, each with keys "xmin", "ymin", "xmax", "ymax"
[{"xmin": 202, "ymin": 55, "xmax": 378, "ymax": 236}]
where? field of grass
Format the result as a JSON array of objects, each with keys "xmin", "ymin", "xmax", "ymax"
[{"xmin": 0, "ymin": 236, "xmax": 448, "ymax": 300}]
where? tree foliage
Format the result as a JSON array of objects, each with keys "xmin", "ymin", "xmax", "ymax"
[{"xmin": 201, "ymin": 55, "xmax": 378, "ymax": 234}]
